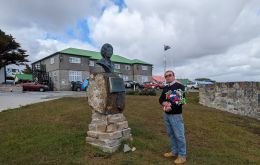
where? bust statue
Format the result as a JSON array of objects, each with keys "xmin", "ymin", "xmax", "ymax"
[{"xmin": 96, "ymin": 43, "xmax": 114, "ymax": 73}]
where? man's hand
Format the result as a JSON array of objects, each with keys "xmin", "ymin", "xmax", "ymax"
[
  {"xmin": 162, "ymin": 102, "xmax": 168, "ymax": 106},
  {"xmin": 162, "ymin": 102, "xmax": 172, "ymax": 112},
  {"xmin": 164, "ymin": 106, "xmax": 172, "ymax": 112}
]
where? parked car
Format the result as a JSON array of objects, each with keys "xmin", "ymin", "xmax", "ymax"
[
  {"xmin": 187, "ymin": 81, "xmax": 199, "ymax": 89},
  {"xmin": 22, "ymin": 82, "xmax": 49, "ymax": 92},
  {"xmin": 124, "ymin": 80, "xmax": 143, "ymax": 89},
  {"xmin": 71, "ymin": 81, "xmax": 82, "ymax": 91},
  {"xmin": 196, "ymin": 80, "xmax": 214, "ymax": 85},
  {"xmin": 71, "ymin": 79, "xmax": 89, "ymax": 91},
  {"xmin": 143, "ymin": 81, "xmax": 164, "ymax": 89}
]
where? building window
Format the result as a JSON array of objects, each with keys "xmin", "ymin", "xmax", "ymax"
[
  {"xmin": 142, "ymin": 65, "xmax": 148, "ymax": 70},
  {"xmin": 35, "ymin": 63, "xmax": 40, "ymax": 69},
  {"xmin": 142, "ymin": 76, "xmax": 148, "ymax": 83},
  {"xmin": 69, "ymin": 71, "xmax": 82, "ymax": 82},
  {"xmin": 89, "ymin": 60, "xmax": 95, "ymax": 66},
  {"xmin": 53, "ymin": 71, "xmax": 57, "ymax": 81},
  {"xmin": 50, "ymin": 57, "xmax": 55, "ymax": 64},
  {"xmin": 125, "ymin": 65, "xmax": 131, "ymax": 70},
  {"xmin": 114, "ymin": 64, "xmax": 120, "ymax": 69},
  {"xmin": 49, "ymin": 71, "xmax": 57, "ymax": 81},
  {"xmin": 123, "ymin": 75, "xmax": 129, "ymax": 81},
  {"xmin": 69, "ymin": 57, "xmax": 81, "ymax": 64}
]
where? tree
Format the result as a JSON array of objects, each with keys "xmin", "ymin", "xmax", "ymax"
[
  {"xmin": 0, "ymin": 29, "xmax": 29, "ymax": 69},
  {"xmin": 22, "ymin": 64, "xmax": 32, "ymax": 74},
  {"xmin": 195, "ymin": 78, "xmax": 216, "ymax": 83}
]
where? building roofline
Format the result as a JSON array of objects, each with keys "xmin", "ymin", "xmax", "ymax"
[
  {"xmin": 32, "ymin": 52, "xmax": 58, "ymax": 64},
  {"xmin": 32, "ymin": 48, "xmax": 153, "ymax": 66}
]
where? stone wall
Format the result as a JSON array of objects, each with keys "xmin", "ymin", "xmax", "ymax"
[{"xmin": 199, "ymin": 82, "xmax": 260, "ymax": 120}]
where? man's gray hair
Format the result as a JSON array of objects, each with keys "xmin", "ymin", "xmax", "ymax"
[{"xmin": 164, "ymin": 70, "xmax": 175, "ymax": 77}]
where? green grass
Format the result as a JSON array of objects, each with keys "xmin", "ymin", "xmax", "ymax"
[{"xmin": 0, "ymin": 92, "xmax": 259, "ymax": 165}]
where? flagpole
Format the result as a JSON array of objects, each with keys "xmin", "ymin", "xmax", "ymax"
[
  {"xmin": 164, "ymin": 51, "xmax": 166, "ymax": 73},
  {"xmin": 163, "ymin": 45, "xmax": 171, "ymax": 74}
]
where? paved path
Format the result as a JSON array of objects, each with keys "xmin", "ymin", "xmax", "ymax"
[{"xmin": 0, "ymin": 91, "xmax": 86, "ymax": 112}]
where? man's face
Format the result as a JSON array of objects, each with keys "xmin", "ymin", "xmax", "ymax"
[{"xmin": 165, "ymin": 72, "xmax": 175, "ymax": 83}]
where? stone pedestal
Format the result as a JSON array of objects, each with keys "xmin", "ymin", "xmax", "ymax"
[{"xmin": 86, "ymin": 73, "xmax": 132, "ymax": 153}]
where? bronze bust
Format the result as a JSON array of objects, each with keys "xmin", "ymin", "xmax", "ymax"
[{"xmin": 96, "ymin": 43, "xmax": 114, "ymax": 73}]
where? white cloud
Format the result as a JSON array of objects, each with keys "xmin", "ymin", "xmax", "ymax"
[
  {"xmin": 89, "ymin": 6, "xmax": 176, "ymax": 64},
  {"xmin": 88, "ymin": 0, "xmax": 260, "ymax": 81},
  {"xmin": 35, "ymin": 39, "xmax": 97, "ymax": 60},
  {"xmin": 0, "ymin": 0, "xmax": 108, "ymax": 62},
  {"xmin": 0, "ymin": 0, "xmax": 110, "ymax": 31},
  {"xmin": 173, "ymin": 37, "xmax": 260, "ymax": 81},
  {"xmin": 1, "ymin": 0, "xmax": 260, "ymax": 81}
]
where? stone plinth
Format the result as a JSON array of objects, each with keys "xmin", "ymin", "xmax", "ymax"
[
  {"xmin": 86, "ymin": 111, "xmax": 132, "ymax": 152},
  {"xmin": 87, "ymin": 73, "xmax": 125, "ymax": 114},
  {"xmin": 86, "ymin": 73, "xmax": 131, "ymax": 153}
]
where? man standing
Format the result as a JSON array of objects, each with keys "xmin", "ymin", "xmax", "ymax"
[{"xmin": 159, "ymin": 70, "xmax": 187, "ymax": 164}]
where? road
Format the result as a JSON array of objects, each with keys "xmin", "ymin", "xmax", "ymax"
[{"xmin": 0, "ymin": 91, "xmax": 86, "ymax": 112}]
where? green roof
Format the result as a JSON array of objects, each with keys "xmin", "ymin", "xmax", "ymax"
[
  {"xmin": 131, "ymin": 59, "xmax": 152, "ymax": 65},
  {"xmin": 60, "ymin": 48, "xmax": 152, "ymax": 65},
  {"xmin": 177, "ymin": 79, "xmax": 191, "ymax": 86},
  {"xmin": 15, "ymin": 74, "xmax": 32, "ymax": 81},
  {"xmin": 60, "ymin": 48, "xmax": 96, "ymax": 57}
]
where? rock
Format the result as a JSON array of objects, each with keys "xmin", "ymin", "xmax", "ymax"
[
  {"xmin": 106, "ymin": 124, "xmax": 118, "ymax": 132},
  {"xmin": 122, "ymin": 128, "xmax": 131, "ymax": 137},
  {"xmin": 98, "ymin": 130, "xmax": 122, "ymax": 140},
  {"xmin": 123, "ymin": 144, "xmax": 131, "ymax": 153},
  {"xmin": 86, "ymin": 138, "xmax": 120, "ymax": 153},
  {"xmin": 87, "ymin": 73, "xmax": 125, "ymax": 114},
  {"xmin": 88, "ymin": 123, "xmax": 107, "ymax": 132},
  {"xmin": 87, "ymin": 131, "xmax": 99, "ymax": 138},
  {"xmin": 117, "ymin": 121, "xmax": 128, "ymax": 130},
  {"xmin": 107, "ymin": 113, "xmax": 126, "ymax": 123},
  {"xmin": 131, "ymin": 147, "xmax": 136, "ymax": 152},
  {"xmin": 87, "ymin": 74, "xmax": 108, "ymax": 114},
  {"xmin": 92, "ymin": 111, "xmax": 108, "ymax": 121}
]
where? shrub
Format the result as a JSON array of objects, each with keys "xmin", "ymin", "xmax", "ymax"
[
  {"xmin": 126, "ymin": 89, "xmax": 156, "ymax": 96},
  {"xmin": 126, "ymin": 90, "xmax": 139, "ymax": 95},
  {"xmin": 138, "ymin": 89, "xmax": 156, "ymax": 96}
]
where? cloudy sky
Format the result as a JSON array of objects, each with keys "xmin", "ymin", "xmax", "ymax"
[{"xmin": 1, "ymin": 0, "xmax": 260, "ymax": 81}]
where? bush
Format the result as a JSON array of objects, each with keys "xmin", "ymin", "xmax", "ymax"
[
  {"xmin": 126, "ymin": 89, "xmax": 156, "ymax": 96},
  {"xmin": 126, "ymin": 90, "xmax": 139, "ymax": 95}
]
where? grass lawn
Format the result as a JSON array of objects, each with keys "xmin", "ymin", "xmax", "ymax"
[{"xmin": 0, "ymin": 92, "xmax": 259, "ymax": 165}]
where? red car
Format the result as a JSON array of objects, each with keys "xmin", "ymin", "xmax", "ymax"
[
  {"xmin": 22, "ymin": 82, "xmax": 49, "ymax": 92},
  {"xmin": 143, "ymin": 81, "xmax": 164, "ymax": 89}
]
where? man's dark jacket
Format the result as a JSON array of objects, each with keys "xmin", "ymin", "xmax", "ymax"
[{"xmin": 159, "ymin": 82, "xmax": 185, "ymax": 114}]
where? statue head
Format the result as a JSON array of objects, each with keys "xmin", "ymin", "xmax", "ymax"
[
  {"xmin": 96, "ymin": 43, "xmax": 114, "ymax": 73},
  {"xmin": 101, "ymin": 43, "xmax": 113, "ymax": 60}
]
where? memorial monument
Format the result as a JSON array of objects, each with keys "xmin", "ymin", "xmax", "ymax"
[{"xmin": 86, "ymin": 43, "xmax": 132, "ymax": 153}]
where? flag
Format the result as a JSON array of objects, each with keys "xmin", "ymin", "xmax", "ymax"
[{"xmin": 164, "ymin": 45, "xmax": 171, "ymax": 51}]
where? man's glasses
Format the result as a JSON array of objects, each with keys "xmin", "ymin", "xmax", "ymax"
[{"xmin": 165, "ymin": 74, "xmax": 173, "ymax": 78}]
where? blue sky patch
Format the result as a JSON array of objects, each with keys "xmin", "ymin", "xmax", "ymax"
[
  {"xmin": 43, "ymin": 1, "xmax": 127, "ymax": 47},
  {"xmin": 110, "ymin": 0, "xmax": 126, "ymax": 12},
  {"xmin": 44, "ymin": 18, "xmax": 94, "ymax": 46}
]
